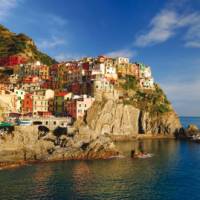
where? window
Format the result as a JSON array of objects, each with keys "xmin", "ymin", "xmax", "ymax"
[
  {"xmin": 54, "ymin": 121, "xmax": 56, "ymax": 125},
  {"xmin": 46, "ymin": 121, "xmax": 48, "ymax": 125}
]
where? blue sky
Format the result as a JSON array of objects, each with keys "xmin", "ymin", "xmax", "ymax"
[{"xmin": 0, "ymin": 0, "xmax": 200, "ymax": 116}]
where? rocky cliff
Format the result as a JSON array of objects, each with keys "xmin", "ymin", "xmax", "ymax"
[
  {"xmin": 79, "ymin": 79, "xmax": 182, "ymax": 138},
  {"xmin": 82, "ymin": 98, "xmax": 181, "ymax": 138},
  {"xmin": 0, "ymin": 126, "xmax": 119, "ymax": 166}
]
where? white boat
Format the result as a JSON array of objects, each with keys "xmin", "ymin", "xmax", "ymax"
[
  {"xmin": 17, "ymin": 119, "xmax": 33, "ymax": 126},
  {"xmin": 135, "ymin": 153, "xmax": 153, "ymax": 159}
]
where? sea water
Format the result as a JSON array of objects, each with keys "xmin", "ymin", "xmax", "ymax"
[{"xmin": 0, "ymin": 117, "xmax": 200, "ymax": 200}]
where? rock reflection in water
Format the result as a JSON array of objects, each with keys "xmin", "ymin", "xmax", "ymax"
[{"xmin": 0, "ymin": 139, "xmax": 200, "ymax": 200}]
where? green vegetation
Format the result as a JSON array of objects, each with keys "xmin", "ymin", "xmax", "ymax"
[
  {"xmin": 120, "ymin": 75, "xmax": 138, "ymax": 90},
  {"xmin": 0, "ymin": 24, "xmax": 57, "ymax": 66},
  {"xmin": 119, "ymin": 75, "xmax": 172, "ymax": 115},
  {"xmin": 134, "ymin": 84, "xmax": 172, "ymax": 114}
]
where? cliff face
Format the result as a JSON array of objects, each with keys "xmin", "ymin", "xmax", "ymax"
[
  {"xmin": 0, "ymin": 126, "xmax": 119, "ymax": 163},
  {"xmin": 84, "ymin": 99, "xmax": 181, "ymax": 138}
]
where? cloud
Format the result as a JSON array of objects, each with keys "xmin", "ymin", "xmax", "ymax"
[
  {"xmin": 0, "ymin": 0, "xmax": 19, "ymax": 20},
  {"xmin": 160, "ymin": 73, "xmax": 200, "ymax": 116},
  {"xmin": 106, "ymin": 48, "xmax": 137, "ymax": 58},
  {"xmin": 135, "ymin": 10, "xmax": 178, "ymax": 47},
  {"xmin": 134, "ymin": 8, "xmax": 200, "ymax": 48},
  {"xmin": 54, "ymin": 53, "xmax": 85, "ymax": 62},
  {"xmin": 48, "ymin": 14, "xmax": 68, "ymax": 26},
  {"xmin": 37, "ymin": 36, "xmax": 67, "ymax": 50}
]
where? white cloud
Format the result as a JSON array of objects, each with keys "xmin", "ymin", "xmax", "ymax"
[
  {"xmin": 106, "ymin": 48, "xmax": 137, "ymax": 58},
  {"xmin": 135, "ymin": 10, "xmax": 178, "ymax": 47},
  {"xmin": 0, "ymin": 0, "xmax": 19, "ymax": 20},
  {"xmin": 134, "ymin": 8, "xmax": 200, "ymax": 48},
  {"xmin": 37, "ymin": 36, "xmax": 66, "ymax": 50},
  {"xmin": 48, "ymin": 14, "xmax": 68, "ymax": 26},
  {"xmin": 160, "ymin": 74, "xmax": 200, "ymax": 116},
  {"xmin": 54, "ymin": 53, "xmax": 85, "ymax": 62}
]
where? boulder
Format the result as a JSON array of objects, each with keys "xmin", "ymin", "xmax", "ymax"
[{"xmin": 0, "ymin": 125, "xmax": 119, "ymax": 163}]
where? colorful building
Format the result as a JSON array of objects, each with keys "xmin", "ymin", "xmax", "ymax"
[
  {"xmin": 65, "ymin": 95, "xmax": 94, "ymax": 119},
  {"xmin": 94, "ymin": 77, "xmax": 115, "ymax": 93},
  {"xmin": 140, "ymin": 78, "xmax": 154, "ymax": 89},
  {"xmin": 115, "ymin": 57, "xmax": 129, "ymax": 65},
  {"xmin": 65, "ymin": 100, "xmax": 77, "ymax": 119},
  {"xmin": 54, "ymin": 91, "xmax": 72, "ymax": 115},
  {"xmin": 39, "ymin": 65, "xmax": 49, "ymax": 80},
  {"xmin": 22, "ymin": 93, "xmax": 33, "ymax": 113},
  {"xmin": 23, "ymin": 75, "xmax": 40, "ymax": 84},
  {"xmin": 32, "ymin": 94, "xmax": 48, "ymax": 115},
  {"xmin": 76, "ymin": 95, "xmax": 95, "ymax": 119},
  {"xmin": 58, "ymin": 62, "xmax": 82, "ymax": 88},
  {"xmin": 0, "ymin": 55, "xmax": 27, "ymax": 66},
  {"xmin": 14, "ymin": 89, "xmax": 26, "ymax": 112}
]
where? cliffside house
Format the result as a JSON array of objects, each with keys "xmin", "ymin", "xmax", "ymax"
[
  {"xmin": 23, "ymin": 75, "xmax": 40, "ymax": 84},
  {"xmin": 0, "ymin": 55, "xmax": 27, "ymax": 67},
  {"xmin": 140, "ymin": 77, "xmax": 154, "ymax": 89},
  {"xmin": 22, "ymin": 93, "xmax": 33, "ymax": 113},
  {"xmin": 76, "ymin": 95, "xmax": 95, "ymax": 119},
  {"xmin": 32, "ymin": 90, "xmax": 49, "ymax": 115},
  {"xmin": 14, "ymin": 89, "xmax": 26, "ymax": 112},
  {"xmin": 94, "ymin": 77, "xmax": 115, "ymax": 93},
  {"xmin": 54, "ymin": 91, "xmax": 72, "ymax": 116},
  {"xmin": 65, "ymin": 94, "xmax": 94, "ymax": 119}
]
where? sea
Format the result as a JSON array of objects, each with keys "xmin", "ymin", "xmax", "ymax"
[{"xmin": 0, "ymin": 116, "xmax": 200, "ymax": 200}]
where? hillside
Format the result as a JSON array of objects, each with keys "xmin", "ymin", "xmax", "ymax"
[
  {"xmin": 78, "ymin": 75, "xmax": 181, "ymax": 138},
  {"xmin": 0, "ymin": 24, "xmax": 57, "ymax": 66},
  {"xmin": 118, "ymin": 75, "xmax": 172, "ymax": 115}
]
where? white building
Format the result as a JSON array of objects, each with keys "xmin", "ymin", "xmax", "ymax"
[
  {"xmin": 14, "ymin": 89, "xmax": 26, "ymax": 112},
  {"xmin": 140, "ymin": 78, "xmax": 154, "ymax": 89},
  {"xmin": 32, "ymin": 94, "xmax": 48, "ymax": 114},
  {"xmin": 21, "ymin": 83, "xmax": 41, "ymax": 92},
  {"xmin": 45, "ymin": 89, "xmax": 55, "ymax": 100},
  {"xmin": 115, "ymin": 57, "xmax": 129, "ymax": 65},
  {"xmin": 94, "ymin": 77, "xmax": 114, "ymax": 92},
  {"xmin": 92, "ymin": 63, "xmax": 105, "ymax": 75},
  {"xmin": 141, "ymin": 66, "xmax": 152, "ymax": 78},
  {"xmin": 76, "ymin": 95, "xmax": 95, "ymax": 119}
]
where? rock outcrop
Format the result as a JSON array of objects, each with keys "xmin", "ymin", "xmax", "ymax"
[
  {"xmin": 84, "ymin": 99, "xmax": 182, "ymax": 138},
  {"xmin": 175, "ymin": 124, "xmax": 200, "ymax": 139},
  {"xmin": 0, "ymin": 126, "xmax": 119, "ymax": 164},
  {"xmin": 86, "ymin": 100, "xmax": 140, "ymax": 136}
]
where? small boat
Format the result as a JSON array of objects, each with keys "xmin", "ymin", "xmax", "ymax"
[
  {"xmin": 17, "ymin": 119, "xmax": 33, "ymax": 126},
  {"xmin": 0, "ymin": 121, "xmax": 13, "ymax": 127},
  {"xmin": 191, "ymin": 135, "xmax": 200, "ymax": 143},
  {"xmin": 135, "ymin": 153, "xmax": 153, "ymax": 159}
]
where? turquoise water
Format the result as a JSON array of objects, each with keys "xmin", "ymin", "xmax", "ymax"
[{"xmin": 0, "ymin": 117, "xmax": 200, "ymax": 200}]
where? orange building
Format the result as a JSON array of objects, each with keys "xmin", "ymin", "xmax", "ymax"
[{"xmin": 22, "ymin": 93, "xmax": 33, "ymax": 113}]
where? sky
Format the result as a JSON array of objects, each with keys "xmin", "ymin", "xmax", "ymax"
[{"xmin": 0, "ymin": 0, "xmax": 200, "ymax": 116}]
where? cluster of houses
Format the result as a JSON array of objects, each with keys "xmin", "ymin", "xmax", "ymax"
[{"xmin": 0, "ymin": 55, "xmax": 154, "ymax": 122}]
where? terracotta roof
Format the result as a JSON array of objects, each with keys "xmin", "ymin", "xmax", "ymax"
[{"xmin": 56, "ymin": 91, "xmax": 68, "ymax": 96}]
